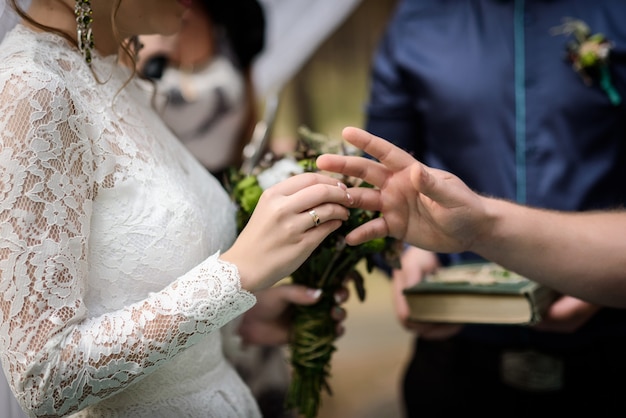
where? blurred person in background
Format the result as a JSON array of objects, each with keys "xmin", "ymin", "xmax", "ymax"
[
  {"xmin": 364, "ymin": 0, "xmax": 626, "ymax": 416},
  {"xmin": 136, "ymin": 2, "xmax": 295, "ymax": 417},
  {"xmin": 137, "ymin": 0, "xmax": 265, "ymax": 180}
]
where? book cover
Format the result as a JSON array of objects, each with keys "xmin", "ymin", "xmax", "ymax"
[{"xmin": 402, "ymin": 263, "xmax": 559, "ymax": 325}]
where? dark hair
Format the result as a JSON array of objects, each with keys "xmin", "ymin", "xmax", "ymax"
[{"xmin": 201, "ymin": 0, "xmax": 266, "ymax": 69}]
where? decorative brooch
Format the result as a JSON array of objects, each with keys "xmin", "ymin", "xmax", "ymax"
[{"xmin": 552, "ymin": 18, "xmax": 622, "ymax": 106}]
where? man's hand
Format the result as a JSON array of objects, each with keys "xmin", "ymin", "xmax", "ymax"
[
  {"xmin": 239, "ymin": 284, "xmax": 348, "ymax": 346},
  {"xmin": 533, "ymin": 296, "xmax": 600, "ymax": 333}
]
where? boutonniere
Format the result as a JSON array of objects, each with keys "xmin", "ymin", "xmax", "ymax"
[{"xmin": 552, "ymin": 18, "xmax": 622, "ymax": 106}]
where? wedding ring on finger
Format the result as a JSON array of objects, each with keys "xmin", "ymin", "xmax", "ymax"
[{"xmin": 308, "ymin": 209, "xmax": 321, "ymax": 228}]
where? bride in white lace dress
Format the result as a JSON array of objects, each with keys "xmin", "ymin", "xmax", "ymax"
[{"xmin": 0, "ymin": 1, "xmax": 352, "ymax": 416}]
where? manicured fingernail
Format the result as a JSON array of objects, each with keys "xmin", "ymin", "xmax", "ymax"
[
  {"xmin": 337, "ymin": 182, "xmax": 354, "ymax": 205},
  {"xmin": 308, "ymin": 289, "xmax": 322, "ymax": 299}
]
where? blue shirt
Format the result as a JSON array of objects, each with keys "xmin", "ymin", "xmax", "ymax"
[{"xmin": 366, "ymin": 0, "xmax": 626, "ymax": 347}]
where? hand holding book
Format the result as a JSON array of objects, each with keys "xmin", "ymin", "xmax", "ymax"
[{"xmin": 403, "ymin": 263, "xmax": 559, "ymax": 325}]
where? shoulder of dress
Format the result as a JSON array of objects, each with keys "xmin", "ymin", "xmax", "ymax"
[{"xmin": 0, "ymin": 25, "xmax": 91, "ymax": 84}]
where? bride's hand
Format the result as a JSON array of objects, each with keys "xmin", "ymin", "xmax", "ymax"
[
  {"xmin": 238, "ymin": 284, "xmax": 349, "ymax": 346},
  {"xmin": 221, "ymin": 173, "xmax": 351, "ymax": 292}
]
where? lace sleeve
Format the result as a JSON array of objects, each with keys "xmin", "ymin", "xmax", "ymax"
[{"xmin": 0, "ymin": 69, "xmax": 256, "ymax": 416}]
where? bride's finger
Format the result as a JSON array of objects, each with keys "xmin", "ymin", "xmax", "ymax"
[
  {"xmin": 288, "ymin": 182, "xmax": 354, "ymax": 213},
  {"xmin": 302, "ymin": 203, "xmax": 350, "ymax": 231},
  {"xmin": 300, "ymin": 217, "xmax": 344, "ymax": 246},
  {"xmin": 270, "ymin": 172, "xmax": 344, "ymax": 196}
]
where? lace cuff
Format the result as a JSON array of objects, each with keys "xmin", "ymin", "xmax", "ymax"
[{"xmin": 166, "ymin": 252, "xmax": 257, "ymax": 325}]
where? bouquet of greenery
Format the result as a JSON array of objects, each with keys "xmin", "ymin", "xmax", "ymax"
[{"xmin": 226, "ymin": 127, "xmax": 400, "ymax": 418}]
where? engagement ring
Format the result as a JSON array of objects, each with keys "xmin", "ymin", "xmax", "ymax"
[{"xmin": 308, "ymin": 210, "xmax": 321, "ymax": 227}]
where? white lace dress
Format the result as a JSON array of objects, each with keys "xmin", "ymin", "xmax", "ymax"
[{"xmin": 0, "ymin": 25, "xmax": 261, "ymax": 417}]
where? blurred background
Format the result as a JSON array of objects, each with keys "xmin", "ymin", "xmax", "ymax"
[
  {"xmin": 258, "ymin": 1, "xmax": 414, "ymax": 417},
  {"xmin": 261, "ymin": 0, "xmax": 399, "ymax": 150},
  {"xmin": 314, "ymin": 264, "xmax": 412, "ymax": 418}
]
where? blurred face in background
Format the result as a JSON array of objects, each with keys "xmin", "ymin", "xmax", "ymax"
[{"xmin": 100, "ymin": 0, "xmax": 191, "ymax": 37}]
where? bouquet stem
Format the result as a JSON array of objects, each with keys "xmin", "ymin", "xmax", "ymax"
[{"xmin": 285, "ymin": 292, "xmax": 338, "ymax": 418}]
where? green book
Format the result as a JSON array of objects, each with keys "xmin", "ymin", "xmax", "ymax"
[{"xmin": 402, "ymin": 263, "xmax": 559, "ymax": 325}]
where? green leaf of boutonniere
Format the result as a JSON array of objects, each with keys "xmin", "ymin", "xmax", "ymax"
[{"xmin": 551, "ymin": 17, "xmax": 621, "ymax": 106}]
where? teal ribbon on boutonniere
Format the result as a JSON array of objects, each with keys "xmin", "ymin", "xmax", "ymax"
[{"xmin": 551, "ymin": 18, "xmax": 622, "ymax": 106}]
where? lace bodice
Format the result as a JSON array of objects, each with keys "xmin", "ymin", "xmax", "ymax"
[{"xmin": 0, "ymin": 25, "xmax": 259, "ymax": 417}]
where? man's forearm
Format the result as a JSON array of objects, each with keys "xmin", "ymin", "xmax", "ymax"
[{"xmin": 471, "ymin": 198, "xmax": 626, "ymax": 307}]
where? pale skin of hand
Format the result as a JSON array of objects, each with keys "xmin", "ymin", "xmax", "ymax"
[
  {"xmin": 220, "ymin": 172, "xmax": 352, "ymax": 292},
  {"xmin": 317, "ymin": 127, "xmax": 622, "ymax": 314},
  {"xmin": 534, "ymin": 297, "xmax": 600, "ymax": 333},
  {"xmin": 239, "ymin": 284, "xmax": 349, "ymax": 346},
  {"xmin": 393, "ymin": 247, "xmax": 463, "ymax": 339},
  {"xmin": 222, "ymin": 173, "xmax": 352, "ymax": 346}
]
